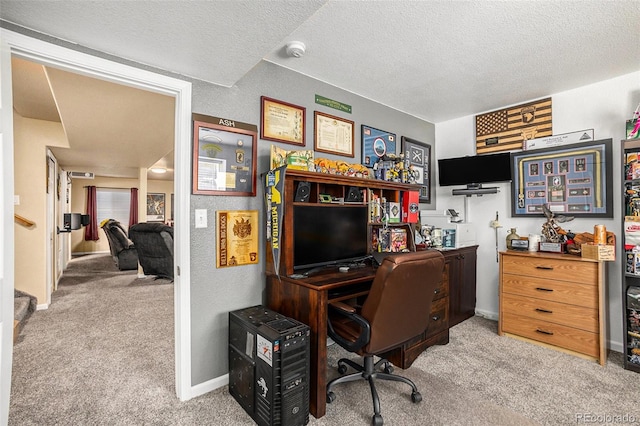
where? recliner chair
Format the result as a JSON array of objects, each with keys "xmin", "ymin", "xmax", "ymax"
[
  {"xmin": 128, "ymin": 222, "xmax": 174, "ymax": 279},
  {"xmin": 326, "ymin": 250, "xmax": 445, "ymax": 426},
  {"xmin": 100, "ymin": 219, "xmax": 138, "ymax": 270}
]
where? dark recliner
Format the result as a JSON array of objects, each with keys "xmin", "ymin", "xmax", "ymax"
[
  {"xmin": 100, "ymin": 219, "xmax": 138, "ymax": 270},
  {"xmin": 326, "ymin": 250, "xmax": 445, "ymax": 426},
  {"xmin": 128, "ymin": 222, "xmax": 174, "ymax": 279}
]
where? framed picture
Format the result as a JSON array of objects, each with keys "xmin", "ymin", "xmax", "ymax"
[
  {"xmin": 401, "ymin": 136, "xmax": 432, "ymax": 203},
  {"xmin": 192, "ymin": 117, "xmax": 257, "ymax": 196},
  {"xmin": 216, "ymin": 210, "xmax": 259, "ymax": 268},
  {"xmin": 170, "ymin": 193, "xmax": 174, "ymax": 221},
  {"xmin": 511, "ymin": 139, "xmax": 613, "ymax": 217},
  {"xmin": 362, "ymin": 125, "xmax": 396, "ymax": 167},
  {"xmin": 314, "ymin": 111, "xmax": 354, "ymax": 157},
  {"xmin": 260, "ymin": 96, "xmax": 305, "ymax": 146},
  {"xmin": 147, "ymin": 193, "xmax": 165, "ymax": 222}
]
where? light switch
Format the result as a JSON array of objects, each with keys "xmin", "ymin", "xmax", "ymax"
[
  {"xmin": 195, "ymin": 209, "xmax": 207, "ymax": 228},
  {"xmin": 14, "ymin": 195, "xmax": 20, "ymax": 205}
]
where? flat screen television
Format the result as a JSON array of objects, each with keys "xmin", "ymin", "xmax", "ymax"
[
  {"xmin": 438, "ymin": 152, "xmax": 512, "ymax": 187},
  {"xmin": 293, "ymin": 205, "xmax": 369, "ymax": 271}
]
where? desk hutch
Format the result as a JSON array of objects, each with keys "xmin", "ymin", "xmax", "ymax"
[{"xmin": 265, "ymin": 169, "xmax": 477, "ymax": 418}]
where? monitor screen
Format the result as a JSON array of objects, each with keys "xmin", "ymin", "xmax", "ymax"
[
  {"xmin": 438, "ymin": 152, "xmax": 512, "ymax": 186},
  {"xmin": 293, "ymin": 205, "xmax": 369, "ymax": 270}
]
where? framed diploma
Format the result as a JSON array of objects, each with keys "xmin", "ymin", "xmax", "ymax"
[
  {"xmin": 192, "ymin": 115, "xmax": 257, "ymax": 196},
  {"xmin": 314, "ymin": 111, "xmax": 355, "ymax": 157},
  {"xmin": 216, "ymin": 210, "xmax": 259, "ymax": 268},
  {"xmin": 260, "ymin": 96, "xmax": 305, "ymax": 146}
]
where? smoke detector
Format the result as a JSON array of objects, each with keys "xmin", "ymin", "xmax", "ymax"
[{"xmin": 285, "ymin": 41, "xmax": 306, "ymax": 58}]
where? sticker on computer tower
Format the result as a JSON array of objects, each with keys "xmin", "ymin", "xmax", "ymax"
[{"xmin": 257, "ymin": 334, "xmax": 273, "ymax": 367}]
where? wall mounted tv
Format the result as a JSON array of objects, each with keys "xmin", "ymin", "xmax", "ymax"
[
  {"xmin": 438, "ymin": 152, "xmax": 512, "ymax": 188},
  {"xmin": 293, "ymin": 205, "xmax": 369, "ymax": 271}
]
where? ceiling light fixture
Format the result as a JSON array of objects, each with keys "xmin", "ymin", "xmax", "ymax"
[
  {"xmin": 150, "ymin": 167, "xmax": 167, "ymax": 174},
  {"xmin": 285, "ymin": 41, "xmax": 306, "ymax": 58}
]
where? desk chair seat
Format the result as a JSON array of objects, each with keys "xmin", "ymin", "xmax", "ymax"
[{"xmin": 326, "ymin": 250, "xmax": 445, "ymax": 426}]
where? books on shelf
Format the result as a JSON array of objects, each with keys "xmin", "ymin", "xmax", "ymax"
[{"xmin": 375, "ymin": 227, "xmax": 407, "ymax": 253}]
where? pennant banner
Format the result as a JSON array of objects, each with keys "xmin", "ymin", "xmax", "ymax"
[{"xmin": 265, "ymin": 165, "xmax": 287, "ymax": 277}]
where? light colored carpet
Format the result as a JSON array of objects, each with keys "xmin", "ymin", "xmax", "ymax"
[{"xmin": 9, "ymin": 254, "xmax": 638, "ymax": 425}]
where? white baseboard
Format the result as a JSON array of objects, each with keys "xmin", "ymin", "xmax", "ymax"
[
  {"xmin": 36, "ymin": 304, "xmax": 49, "ymax": 311},
  {"xmin": 190, "ymin": 374, "xmax": 229, "ymax": 399}
]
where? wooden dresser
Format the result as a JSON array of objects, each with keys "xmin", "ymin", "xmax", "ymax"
[{"xmin": 498, "ymin": 250, "xmax": 607, "ymax": 365}]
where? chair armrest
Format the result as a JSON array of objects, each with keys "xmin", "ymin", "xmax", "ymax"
[{"xmin": 327, "ymin": 302, "xmax": 370, "ymax": 352}]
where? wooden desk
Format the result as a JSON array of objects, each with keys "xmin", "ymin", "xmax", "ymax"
[{"xmin": 266, "ymin": 266, "xmax": 375, "ymax": 418}]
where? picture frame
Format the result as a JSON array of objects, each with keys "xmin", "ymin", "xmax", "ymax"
[
  {"xmin": 361, "ymin": 125, "xmax": 396, "ymax": 167},
  {"xmin": 192, "ymin": 116, "xmax": 257, "ymax": 196},
  {"xmin": 510, "ymin": 139, "xmax": 613, "ymax": 217},
  {"xmin": 146, "ymin": 193, "xmax": 165, "ymax": 222},
  {"xmin": 401, "ymin": 136, "xmax": 432, "ymax": 203},
  {"xmin": 216, "ymin": 210, "xmax": 259, "ymax": 268},
  {"xmin": 260, "ymin": 96, "xmax": 305, "ymax": 146},
  {"xmin": 314, "ymin": 111, "xmax": 355, "ymax": 157}
]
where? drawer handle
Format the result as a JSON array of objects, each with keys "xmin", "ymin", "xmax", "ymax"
[
  {"xmin": 432, "ymin": 315, "xmax": 440, "ymax": 321},
  {"xmin": 536, "ymin": 328, "xmax": 554, "ymax": 335},
  {"xmin": 535, "ymin": 308, "xmax": 553, "ymax": 314},
  {"xmin": 434, "ymin": 289, "xmax": 440, "ymax": 294},
  {"xmin": 535, "ymin": 287, "xmax": 553, "ymax": 292},
  {"xmin": 535, "ymin": 266, "xmax": 554, "ymax": 270}
]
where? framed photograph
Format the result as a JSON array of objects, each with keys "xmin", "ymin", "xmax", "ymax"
[
  {"xmin": 314, "ymin": 111, "xmax": 354, "ymax": 157},
  {"xmin": 362, "ymin": 125, "xmax": 396, "ymax": 167},
  {"xmin": 216, "ymin": 210, "xmax": 259, "ymax": 268},
  {"xmin": 401, "ymin": 136, "xmax": 432, "ymax": 203},
  {"xmin": 192, "ymin": 117, "xmax": 257, "ymax": 196},
  {"xmin": 147, "ymin": 193, "xmax": 165, "ymax": 222},
  {"xmin": 260, "ymin": 96, "xmax": 305, "ymax": 146},
  {"xmin": 511, "ymin": 139, "xmax": 613, "ymax": 217}
]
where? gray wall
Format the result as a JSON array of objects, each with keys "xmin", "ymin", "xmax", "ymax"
[{"xmin": 190, "ymin": 60, "xmax": 435, "ymax": 384}]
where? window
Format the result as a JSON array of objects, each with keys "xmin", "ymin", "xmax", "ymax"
[{"xmin": 96, "ymin": 188, "xmax": 130, "ymax": 229}]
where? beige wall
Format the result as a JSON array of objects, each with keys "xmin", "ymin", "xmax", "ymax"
[
  {"xmin": 13, "ymin": 113, "xmax": 69, "ymax": 304},
  {"xmin": 70, "ymin": 177, "xmax": 173, "ymax": 254}
]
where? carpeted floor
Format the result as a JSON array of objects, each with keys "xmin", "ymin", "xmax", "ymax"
[{"xmin": 9, "ymin": 254, "xmax": 639, "ymax": 425}]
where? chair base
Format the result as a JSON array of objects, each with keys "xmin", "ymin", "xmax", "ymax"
[{"xmin": 326, "ymin": 355, "xmax": 422, "ymax": 425}]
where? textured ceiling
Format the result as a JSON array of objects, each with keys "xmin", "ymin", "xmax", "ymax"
[{"xmin": 2, "ymin": 0, "xmax": 638, "ymax": 123}]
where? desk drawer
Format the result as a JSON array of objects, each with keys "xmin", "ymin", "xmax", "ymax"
[
  {"xmin": 432, "ymin": 277, "xmax": 448, "ymax": 302},
  {"xmin": 502, "ymin": 293, "xmax": 598, "ymax": 333},
  {"xmin": 502, "ymin": 312, "xmax": 599, "ymax": 357},
  {"xmin": 501, "ymin": 255, "xmax": 597, "ymax": 284},
  {"xmin": 426, "ymin": 297, "xmax": 448, "ymax": 336},
  {"xmin": 502, "ymin": 274, "xmax": 597, "ymax": 307}
]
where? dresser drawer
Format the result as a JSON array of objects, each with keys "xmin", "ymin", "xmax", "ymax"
[
  {"xmin": 502, "ymin": 273, "xmax": 598, "ymax": 307},
  {"xmin": 502, "ymin": 293, "xmax": 598, "ymax": 333},
  {"xmin": 502, "ymin": 312, "xmax": 599, "ymax": 358},
  {"xmin": 432, "ymin": 276, "xmax": 448, "ymax": 302},
  {"xmin": 501, "ymin": 255, "xmax": 597, "ymax": 284}
]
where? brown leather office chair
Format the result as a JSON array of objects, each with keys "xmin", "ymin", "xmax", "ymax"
[{"xmin": 326, "ymin": 250, "xmax": 445, "ymax": 426}]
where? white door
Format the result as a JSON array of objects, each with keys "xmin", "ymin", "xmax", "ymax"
[
  {"xmin": 0, "ymin": 35, "xmax": 17, "ymax": 425},
  {"xmin": 46, "ymin": 154, "xmax": 55, "ymax": 304}
]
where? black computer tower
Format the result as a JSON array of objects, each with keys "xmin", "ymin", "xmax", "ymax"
[{"xmin": 229, "ymin": 305, "xmax": 310, "ymax": 426}]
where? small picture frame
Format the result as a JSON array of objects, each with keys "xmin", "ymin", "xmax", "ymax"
[
  {"xmin": 401, "ymin": 136, "xmax": 432, "ymax": 203},
  {"xmin": 192, "ymin": 115, "xmax": 257, "ymax": 196},
  {"xmin": 361, "ymin": 125, "xmax": 396, "ymax": 167},
  {"xmin": 314, "ymin": 111, "xmax": 354, "ymax": 157},
  {"xmin": 260, "ymin": 96, "xmax": 306, "ymax": 146},
  {"xmin": 147, "ymin": 193, "xmax": 165, "ymax": 222}
]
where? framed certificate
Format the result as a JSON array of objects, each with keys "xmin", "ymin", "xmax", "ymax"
[
  {"xmin": 260, "ymin": 96, "xmax": 305, "ymax": 146},
  {"xmin": 216, "ymin": 210, "xmax": 259, "ymax": 268},
  {"xmin": 314, "ymin": 111, "xmax": 354, "ymax": 157}
]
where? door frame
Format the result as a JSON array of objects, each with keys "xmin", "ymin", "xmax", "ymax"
[{"xmin": 0, "ymin": 29, "xmax": 194, "ymax": 421}]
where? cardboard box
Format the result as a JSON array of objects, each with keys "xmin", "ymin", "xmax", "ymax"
[
  {"xmin": 402, "ymin": 191, "xmax": 419, "ymax": 223},
  {"xmin": 581, "ymin": 243, "xmax": 615, "ymax": 261}
]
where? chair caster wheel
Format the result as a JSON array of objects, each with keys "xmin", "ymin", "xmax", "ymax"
[
  {"xmin": 411, "ymin": 391, "xmax": 422, "ymax": 403},
  {"xmin": 383, "ymin": 363, "xmax": 394, "ymax": 374},
  {"xmin": 338, "ymin": 364, "xmax": 348, "ymax": 374},
  {"xmin": 372, "ymin": 414, "xmax": 383, "ymax": 426},
  {"xmin": 326, "ymin": 391, "xmax": 336, "ymax": 404}
]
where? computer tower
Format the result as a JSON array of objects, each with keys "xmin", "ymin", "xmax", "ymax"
[{"xmin": 229, "ymin": 305, "xmax": 310, "ymax": 426}]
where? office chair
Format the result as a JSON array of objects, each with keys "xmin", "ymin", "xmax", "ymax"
[{"xmin": 326, "ymin": 250, "xmax": 445, "ymax": 426}]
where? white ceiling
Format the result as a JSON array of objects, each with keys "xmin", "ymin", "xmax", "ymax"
[{"xmin": 3, "ymin": 1, "xmax": 640, "ymax": 178}]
